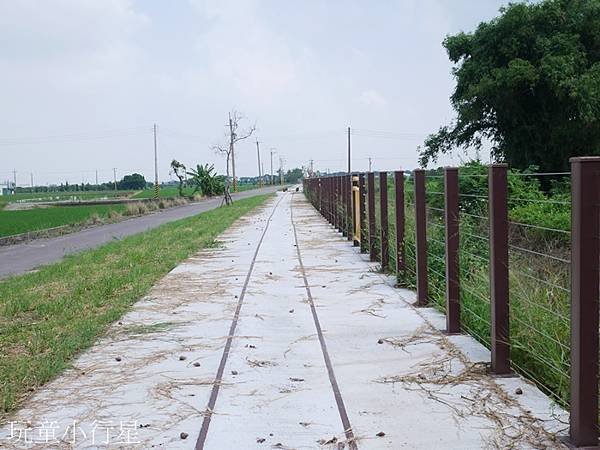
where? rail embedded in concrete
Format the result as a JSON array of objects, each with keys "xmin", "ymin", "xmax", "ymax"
[{"xmin": 303, "ymin": 158, "xmax": 600, "ymax": 449}]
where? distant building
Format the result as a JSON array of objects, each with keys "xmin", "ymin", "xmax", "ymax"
[{"xmin": 0, "ymin": 182, "xmax": 14, "ymax": 195}]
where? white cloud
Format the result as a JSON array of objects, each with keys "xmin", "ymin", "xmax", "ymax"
[
  {"xmin": 0, "ymin": 0, "xmax": 508, "ymax": 184},
  {"xmin": 358, "ymin": 89, "xmax": 387, "ymax": 107},
  {"xmin": 190, "ymin": 0, "xmax": 300, "ymax": 102},
  {"xmin": 0, "ymin": 0, "xmax": 148, "ymax": 87}
]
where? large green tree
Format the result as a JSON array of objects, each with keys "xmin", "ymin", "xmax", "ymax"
[
  {"xmin": 118, "ymin": 173, "xmax": 146, "ymax": 190},
  {"xmin": 420, "ymin": 0, "xmax": 600, "ymax": 171},
  {"xmin": 284, "ymin": 168, "xmax": 304, "ymax": 184}
]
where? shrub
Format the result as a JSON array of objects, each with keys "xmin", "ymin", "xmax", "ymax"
[
  {"xmin": 124, "ymin": 203, "xmax": 149, "ymax": 216},
  {"xmin": 87, "ymin": 213, "xmax": 103, "ymax": 225},
  {"xmin": 108, "ymin": 210, "xmax": 122, "ymax": 220}
]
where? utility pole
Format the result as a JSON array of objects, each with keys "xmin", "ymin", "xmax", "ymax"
[
  {"xmin": 347, "ymin": 126, "xmax": 351, "ymax": 173},
  {"xmin": 95, "ymin": 170, "xmax": 98, "ymax": 186},
  {"xmin": 255, "ymin": 139, "xmax": 263, "ymax": 187},
  {"xmin": 309, "ymin": 159, "xmax": 314, "ymax": 177},
  {"xmin": 153, "ymin": 123, "xmax": 159, "ymax": 199},
  {"xmin": 270, "ymin": 148, "xmax": 276, "ymax": 185},
  {"xmin": 12, "ymin": 169, "xmax": 16, "ymax": 192},
  {"xmin": 229, "ymin": 113, "xmax": 237, "ymax": 192},
  {"xmin": 368, "ymin": 157, "xmax": 372, "ymax": 172},
  {"xmin": 113, "ymin": 168, "xmax": 117, "ymax": 191},
  {"xmin": 30, "ymin": 172, "xmax": 34, "ymax": 190}
]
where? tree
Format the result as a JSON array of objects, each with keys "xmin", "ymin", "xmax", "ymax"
[
  {"xmin": 284, "ymin": 168, "xmax": 304, "ymax": 184},
  {"xmin": 118, "ymin": 173, "xmax": 146, "ymax": 190},
  {"xmin": 187, "ymin": 164, "xmax": 224, "ymax": 197},
  {"xmin": 420, "ymin": 0, "xmax": 600, "ymax": 172},
  {"xmin": 170, "ymin": 159, "xmax": 187, "ymax": 197},
  {"xmin": 212, "ymin": 110, "xmax": 255, "ymax": 192}
]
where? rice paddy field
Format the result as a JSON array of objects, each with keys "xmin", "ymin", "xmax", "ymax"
[
  {"xmin": 1, "ymin": 190, "xmax": 135, "ymax": 204},
  {"xmin": 0, "ymin": 204, "xmax": 126, "ymax": 238},
  {"xmin": 0, "ymin": 184, "xmax": 263, "ymax": 238}
]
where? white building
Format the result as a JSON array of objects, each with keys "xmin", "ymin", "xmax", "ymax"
[{"xmin": 0, "ymin": 182, "xmax": 13, "ymax": 196}]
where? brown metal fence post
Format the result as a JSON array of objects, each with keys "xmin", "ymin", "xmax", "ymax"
[
  {"xmin": 414, "ymin": 169, "xmax": 428, "ymax": 306},
  {"xmin": 318, "ymin": 178, "xmax": 322, "ymax": 214},
  {"xmin": 359, "ymin": 173, "xmax": 367, "ymax": 253},
  {"xmin": 323, "ymin": 177, "xmax": 331, "ymax": 223},
  {"xmin": 340, "ymin": 175, "xmax": 348, "ymax": 237},
  {"xmin": 367, "ymin": 172, "xmax": 377, "ymax": 262},
  {"xmin": 331, "ymin": 176, "xmax": 339, "ymax": 229},
  {"xmin": 352, "ymin": 175, "xmax": 360, "ymax": 246},
  {"xmin": 394, "ymin": 171, "xmax": 405, "ymax": 278},
  {"xmin": 333, "ymin": 176, "xmax": 337, "ymax": 229},
  {"xmin": 489, "ymin": 164, "xmax": 510, "ymax": 375},
  {"xmin": 324, "ymin": 178, "xmax": 328, "ymax": 222},
  {"xmin": 379, "ymin": 172, "xmax": 389, "ymax": 271},
  {"xmin": 444, "ymin": 167, "xmax": 460, "ymax": 334},
  {"xmin": 344, "ymin": 174, "xmax": 349, "ymax": 237},
  {"xmin": 331, "ymin": 177, "xmax": 335, "ymax": 226},
  {"xmin": 330, "ymin": 177, "xmax": 335, "ymax": 227},
  {"xmin": 340, "ymin": 175, "xmax": 344, "ymax": 233},
  {"xmin": 330, "ymin": 177, "xmax": 334, "ymax": 225},
  {"xmin": 338, "ymin": 176, "xmax": 343, "ymax": 233},
  {"xmin": 347, "ymin": 174, "xmax": 353, "ymax": 241},
  {"xmin": 568, "ymin": 157, "xmax": 600, "ymax": 448}
]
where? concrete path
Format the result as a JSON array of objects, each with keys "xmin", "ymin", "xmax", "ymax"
[
  {"xmin": 0, "ymin": 186, "xmax": 280, "ymax": 280},
  {"xmin": 1, "ymin": 190, "xmax": 567, "ymax": 449}
]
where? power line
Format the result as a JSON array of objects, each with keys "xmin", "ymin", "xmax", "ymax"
[
  {"xmin": 0, "ymin": 126, "xmax": 151, "ymax": 146},
  {"xmin": 159, "ymin": 127, "xmax": 212, "ymax": 142}
]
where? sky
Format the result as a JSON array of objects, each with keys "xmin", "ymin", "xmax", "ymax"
[{"xmin": 0, "ymin": 0, "xmax": 509, "ymax": 187}]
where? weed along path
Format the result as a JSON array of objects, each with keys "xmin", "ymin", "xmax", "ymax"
[
  {"xmin": 0, "ymin": 185, "xmax": 281, "ymax": 280},
  {"xmin": 2, "ymin": 190, "xmax": 567, "ymax": 449}
]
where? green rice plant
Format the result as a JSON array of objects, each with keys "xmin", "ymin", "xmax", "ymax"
[{"xmin": 0, "ymin": 205, "xmax": 127, "ymax": 238}]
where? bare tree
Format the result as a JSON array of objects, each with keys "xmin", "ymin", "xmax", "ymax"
[
  {"xmin": 213, "ymin": 110, "xmax": 255, "ymax": 192},
  {"xmin": 170, "ymin": 159, "xmax": 187, "ymax": 197},
  {"xmin": 212, "ymin": 144, "xmax": 231, "ymax": 177}
]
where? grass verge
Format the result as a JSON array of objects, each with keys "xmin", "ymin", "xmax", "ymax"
[{"xmin": 0, "ymin": 193, "xmax": 272, "ymax": 419}]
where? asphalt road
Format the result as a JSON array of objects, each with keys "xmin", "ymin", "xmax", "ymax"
[{"xmin": 0, "ymin": 186, "xmax": 282, "ymax": 280}]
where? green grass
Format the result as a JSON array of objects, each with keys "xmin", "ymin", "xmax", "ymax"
[
  {"xmin": 3, "ymin": 190, "xmax": 134, "ymax": 203},
  {"xmin": 237, "ymin": 183, "xmax": 260, "ymax": 192},
  {"xmin": 306, "ymin": 173, "xmax": 572, "ymax": 407},
  {"xmin": 349, "ymin": 178, "xmax": 572, "ymax": 408},
  {"xmin": 0, "ymin": 205, "xmax": 127, "ymax": 238},
  {"xmin": 398, "ymin": 201, "xmax": 571, "ymax": 407},
  {"xmin": 0, "ymin": 194, "xmax": 271, "ymax": 417}
]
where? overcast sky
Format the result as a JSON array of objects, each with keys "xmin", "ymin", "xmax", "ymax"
[{"xmin": 1, "ymin": 0, "xmax": 508, "ymax": 186}]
